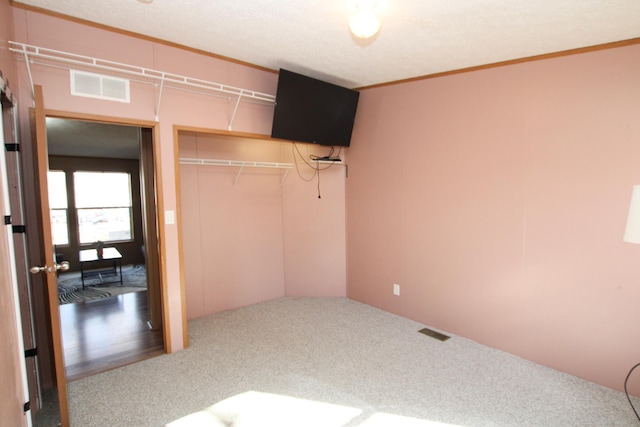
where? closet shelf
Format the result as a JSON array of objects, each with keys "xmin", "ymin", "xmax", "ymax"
[
  {"xmin": 179, "ymin": 158, "xmax": 293, "ymax": 168},
  {"xmin": 9, "ymin": 41, "xmax": 275, "ymax": 126},
  {"xmin": 179, "ymin": 157, "xmax": 293, "ymax": 187}
]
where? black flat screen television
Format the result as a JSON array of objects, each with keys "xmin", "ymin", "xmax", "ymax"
[{"xmin": 271, "ymin": 69, "xmax": 360, "ymax": 147}]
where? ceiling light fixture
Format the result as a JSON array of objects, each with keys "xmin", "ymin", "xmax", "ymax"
[{"xmin": 348, "ymin": 0, "xmax": 382, "ymax": 39}]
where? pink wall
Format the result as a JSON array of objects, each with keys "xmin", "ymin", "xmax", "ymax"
[
  {"xmin": 280, "ymin": 142, "xmax": 348, "ymax": 297},
  {"xmin": 178, "ymin": 132, "xmax": 347, "ymax": 319},
  {"xmin": 0, "ymin": 0, "xmax": 17, "ymax": 87},
  {"xmin": 347, "ymin": 44, "xmax": 640, "ymax": 392}
]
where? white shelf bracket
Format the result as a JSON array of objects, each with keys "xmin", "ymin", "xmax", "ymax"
[
  {"xmin": 155, "ymin": 73, "xmax": 165, "ymax": 121},
  {"xmin": 21, "ymin": 45, "xmax": 35, "ymax": 104},
  {"xmin": 233, "ymin": 165, "xmax": 244, "ymax": 187},
  {"xmin": 280, "ymin": 168, "xmax": 291, "ymax": 186},
  {"xmin": 228, "ymin": 90, "xmax": 244, "ymax": 131}
]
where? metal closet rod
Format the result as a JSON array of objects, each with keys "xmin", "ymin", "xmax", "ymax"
[{"xmin": 9, "ymin": 41, "xmax": 276, "ymax": 126}]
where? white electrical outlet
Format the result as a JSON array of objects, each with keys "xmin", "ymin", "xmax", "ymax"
[{"xmin": 393, "ymin": 283, "xmax": 400, "ymax": 296}]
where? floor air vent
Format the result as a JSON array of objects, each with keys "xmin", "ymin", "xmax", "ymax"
[
  {"xmin": 418, "ymin": 327, "xmax": 450, "ymax": 342},
  {"xmin": 70, "ymin": 70, "xmax": 130, "ymax": 103}
]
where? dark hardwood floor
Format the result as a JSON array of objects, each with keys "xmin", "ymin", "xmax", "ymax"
[{"xmin": 60, "ymin": 290, "xmax": 164, "ymax": 382}]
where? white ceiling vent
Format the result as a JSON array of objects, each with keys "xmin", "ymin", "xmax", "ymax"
[{"xmin": 70, "ymin": 70, "xmax": 130, "ymax": 103}]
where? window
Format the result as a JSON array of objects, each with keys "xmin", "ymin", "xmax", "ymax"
[
  {"xmin": 74, "ymin": 171, "xmax": 133, "ymax": 244},
  {"xmin": 48, "ymin": 170, "xmax": 69, "ymax": 245}
]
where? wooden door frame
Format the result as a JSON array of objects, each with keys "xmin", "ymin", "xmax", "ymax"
[{"xmin": 42, "ymin": 108, "xmax": 170, "ymax": 350}]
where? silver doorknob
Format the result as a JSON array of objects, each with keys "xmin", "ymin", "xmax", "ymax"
[
  {"xmin": 29, "ymin": 261, "xmax": 70, "ymax": 274},
  {"xmin": 29, "ymin": 266, "xmax": 46, "ymax": 274}
]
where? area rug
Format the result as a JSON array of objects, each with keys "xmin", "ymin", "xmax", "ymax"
[{"xmin": 57, "ymin": 264, "xmax": 147, "ymax": 305}]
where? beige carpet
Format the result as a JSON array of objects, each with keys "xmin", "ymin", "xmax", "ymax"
[{"xmin": 67, "ymin": 297, "xmax": 640, "ymax": 426}]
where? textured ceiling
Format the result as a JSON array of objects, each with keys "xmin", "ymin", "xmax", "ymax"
[
  {"xmin": 13, "ymin": 0, "xmax": 640, "ymax": 89},
  {"xmin": 46, "ymin": 118, "xmax": 141, "ymax": 159}
]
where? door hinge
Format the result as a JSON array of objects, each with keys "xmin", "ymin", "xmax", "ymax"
[
  {"xmin": 24, "ymin": 348, "xmax": 37, "ymax": 358},
  {"xmin": 3, "ymin": 215, "xmax": 9, "ymax": 225},
  {"xmin": 12, "ymin": 224, "xmax": 26, "ymax": 234},
  {"xmin": 23, "ymin": 401, "xmax": 30, "ymax": 412},
  {"xmin": 5, "ymin": 143, "xmax": 19, "ymax": 152}
]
